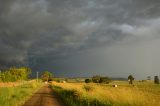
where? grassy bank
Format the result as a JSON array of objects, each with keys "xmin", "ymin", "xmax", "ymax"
[
  {"xmin": 0, "ymin": 81, "xmax": 43, "ymax": 106},
  {"xmin": 51, "ymin": 81, "xmax": 160, "ymax": 106}
]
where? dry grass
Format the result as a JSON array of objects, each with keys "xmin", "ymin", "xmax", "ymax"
[
  {"xmin": 51, "ymin": 81, "xmax": 160, "ymax": 106},
  {"xmin": 0, "ymin": 80, "xmax": 37, "ymax": 87}
]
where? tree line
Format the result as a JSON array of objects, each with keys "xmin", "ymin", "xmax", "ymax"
[
  {"xmin": 0, "ymin": 68, "xmax": 54, "ymax": 82},
  {"xmin": 0, "ymin": 67, "xmax": 31, "ymax": 82},
  {"xmin": 85, "ymin": 75, "xmax": 112, "ymax": 84},
  {"xmin": 85, "ymin": 74, "xmax": 160, "ymax": 85}
]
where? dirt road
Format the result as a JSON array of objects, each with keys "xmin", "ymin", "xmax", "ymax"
[{"xmin": 23, "ymin": 84, "xmax": 66, "ymax": 106}]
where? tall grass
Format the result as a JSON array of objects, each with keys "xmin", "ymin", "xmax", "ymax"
[
  {"xmin": 51, "ymin": 81, "xmax": 160, "ymax": 106},
  {"xmin": 0, "ymin": 81, "xmax": 43, "ymax": 106}
]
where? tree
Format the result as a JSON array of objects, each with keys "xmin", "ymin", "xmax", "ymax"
[
  {"xmin": 92, "ymin": 75, "xmax": 111, "ymax": 84},
  {"xmin": 128, "ymin": 75, "xmax": 134, "ymax": 84},
  {"xmin": 99, "ymin": 77, "xmax": 111, "ymax": 84},
  {"xmin": 1, "ymin": 67, "xmax": 31, "ymax": 82},
  {"xmin": 85, "ymin": 79, "xmax": 91, "ymax": 83},
  {"xmin": 154, "ymin": 76, "xmax": 159, "ymax": 84},
  {"xmin": 9, "ymin": 67, "xmax": 31, "ymax": 81},
  {"xmin": 92, "ymin": 75, "xmax": 101, "ymax": 83},
  {"xmin": 41, "ymin": 71, "xmax": 53, "ymax": 82}
]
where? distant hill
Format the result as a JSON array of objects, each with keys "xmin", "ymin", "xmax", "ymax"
[{"xmin": 111, "ymin": 77, "xmax": 127, "ymax": 81}]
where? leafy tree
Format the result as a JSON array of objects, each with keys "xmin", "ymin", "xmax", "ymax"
[
  {"xmin": 41, "ymin": 71, "xmax": 53, "ymax": 82},
  {"xmin": 128, "ymin": 75, "xmax": 134, "ymax": 84},
  {"xmin": 92, "ymin": 75, "xmax": 101, "ymax": 83},
  {"xmin": 3, "ymin": 71, "xmax": 13, "ymax": 82},
  {"xmin": 154, "ymin": 76, "xmax": 159, "ymax": 84},
  {"xmin": 99, "ymin": 77, "xmax": 111, "ymax": 84},
  {"xmin": 9, "ymin": 67, "xmax": 31, "ymax": 80},
  {"xmin": 85, "ymin": 79, "xmax": 91, "ymax": 83},
  {"xmin": 1, "ymin": 67, "xmax": 31, "ymax": 82},
  {"xmin": 92, "ymin": 76, "xmax": 111, "ymax": 84}
]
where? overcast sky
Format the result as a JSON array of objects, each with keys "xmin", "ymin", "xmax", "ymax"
[{"xmin": 0, "ymin": 0, "xmax": 160, "ymax": 79}]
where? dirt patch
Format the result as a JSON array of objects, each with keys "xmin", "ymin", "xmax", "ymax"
[{"xmin": 23, "ymin": 84, "xmax": 66, "ymax": 106}]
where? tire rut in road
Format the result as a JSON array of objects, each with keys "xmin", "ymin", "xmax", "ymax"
[{"xmin": 23, "ymin": 84, "xmax": 66, "ymax": 106}]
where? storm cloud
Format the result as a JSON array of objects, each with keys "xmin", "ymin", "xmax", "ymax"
[{"xmin": 0, "ymin": 0, "xmax": 160, "ymax": 79}]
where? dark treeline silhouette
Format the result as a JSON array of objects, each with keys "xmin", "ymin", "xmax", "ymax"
[
  {"xmin": 128, "ymin": 75, "xmax": 134, "ymax": 84},
  {"xmin": 85, "ymin": 75, "xmax": 111, "ymax": 84}
]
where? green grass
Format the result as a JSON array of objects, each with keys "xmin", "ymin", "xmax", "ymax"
[{"xmin": 0, "ymin": 81, "xmax": 43, "ymax": 106}]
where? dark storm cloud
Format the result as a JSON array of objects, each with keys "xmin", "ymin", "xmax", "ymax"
[
  {"xmin": 0, "ymin": 0, "xmax": 13, "ymax": 14},
  {"xmin": 0, "ymin": 0, "xmax": 160, "ymax": 78}
]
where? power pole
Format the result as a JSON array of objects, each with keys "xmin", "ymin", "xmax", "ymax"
[
  {"xmin": 0, "ymin": 70, "xmax": 1, "ymax": 79},
  {"xmin": 37, "ymin": 72, "xmax": 39, "ymax": 82}
]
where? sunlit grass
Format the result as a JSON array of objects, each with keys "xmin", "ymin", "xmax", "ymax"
[
  {"xmin": 0, "ymin": 81, "xmax": 43, "ymax": 106},
  {"xmin": 51, "ymin": 81, "xmax": 160, "ymax": 106}
]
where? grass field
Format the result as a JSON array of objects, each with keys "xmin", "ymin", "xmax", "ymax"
[
  {"xmin": 51, "ymin": 81, "xmax": 160, "ymax": 106},
  {"xmin": 0, "ymin": 81, "xmax": 43, "ymax": 106}
]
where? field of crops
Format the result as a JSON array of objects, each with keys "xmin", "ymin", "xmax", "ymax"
[{"xmin": 51, "ymin": 81, "xmax": 160, "ymax": 106}]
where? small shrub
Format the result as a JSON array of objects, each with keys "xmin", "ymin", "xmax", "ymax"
[{"xmin": 85, "ymin": 79, "xmax": 91, "ymax": 83}]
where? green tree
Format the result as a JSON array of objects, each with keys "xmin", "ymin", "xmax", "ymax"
[
  {"xmin": 128, "ymin": 75, "xmax": 134, "ymax": 84},
  {"xmin": 9, "ymin": 67, "xmax": 31, "ymax": 80},
  {"xmin": 92, "ymin": 76, "xmax": 111, "ymax": 84},
  {"xmin": 1, "ymin": 67, "xmax": 31, "ymax": 82},
  {"xmin": 3, "ymin": 71, "xmax": 13, "ymax": 82},
  {"xmin": 41, "ymin": 71, "xmax": 53, "ymax": 82},
  {"xmin": 85, "ymin": 79, "xmax": 91, "ymax": 83},
  {"xmin": 92, "ymin": 75, "xmax": 101, "ymax": 83},
  {"xmin": 99, "ymin": 77, "xmax": 111, "ymax": 84},
  {"xmin": 154, "ymin": 76, "xmax": 159, "ymax": 84}
]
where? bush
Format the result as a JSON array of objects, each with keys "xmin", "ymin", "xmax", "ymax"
[
  {"xmin": 92, "ymin": 76, "xmax": 111, "ymax": 84},
  {"xmin": 85, "ymin": 79, "xmax": 91, "ymax": 83},
  {"xmin": 92, "ymin": 75, "xmax": 101, "ymax": 83},
  {"xmin": 99, "ymin": 77, "xmax": 111, "ymax": 84}
]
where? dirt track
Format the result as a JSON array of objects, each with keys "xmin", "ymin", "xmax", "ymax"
[{"xmin": 23, "ymin": 84, "xmax": 66, "ymax": 106}]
